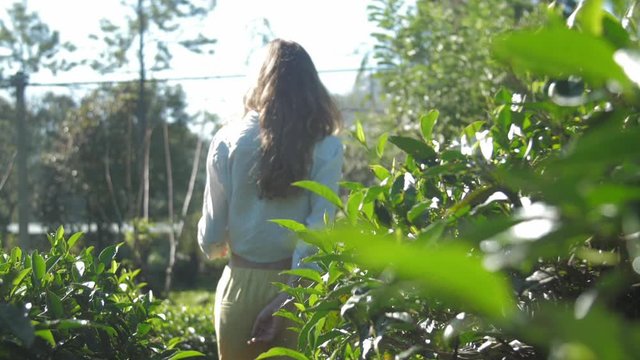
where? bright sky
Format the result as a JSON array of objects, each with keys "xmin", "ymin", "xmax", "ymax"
[{"xmin": 16, "ymin": 0, "xmax": 377, "ymax": 129}]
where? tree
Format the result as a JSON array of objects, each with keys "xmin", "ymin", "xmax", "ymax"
[
  {"xmin": 0, "ymin": 2, "xmax": 75, "ymax": 248},
  {"xmin": 367, "ymin": 0, "xmax": 541, "ymax": 138},
  {"xmin": 90, "ymin": 0, "xmax": 216, "ymax": 220}
]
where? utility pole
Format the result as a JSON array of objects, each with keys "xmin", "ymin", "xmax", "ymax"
[
  {"xmin": 137, "ymin": 0, "xmax": 150, "ymax": 220},
  {"xmin": 11, "ymin": 71, "xmax": 29, "ymax": 248}
]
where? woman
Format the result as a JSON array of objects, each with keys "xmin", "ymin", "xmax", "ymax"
[{"xmin": 198, "ymin": 39, "xmax": 343, "ymax": 359}]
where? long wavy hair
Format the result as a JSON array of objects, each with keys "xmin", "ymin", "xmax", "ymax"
[{"xmin": 244, "ymin": 39, "xmax": 342, "ymax": 199}]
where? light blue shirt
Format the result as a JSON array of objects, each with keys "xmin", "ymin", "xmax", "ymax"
[{"xmin": 197, "ymin": 111, "xmax": 343, "ymax": 269}]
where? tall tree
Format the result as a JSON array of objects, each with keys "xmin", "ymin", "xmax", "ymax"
[
  {"xmin": 0, "ymin": 2, "xmax": 75, "ymax": 248},
  {"xmin": 367, "ymin": 0, "xmax": 540, "ymax": 138},
  {"xmin": 90, "ymin": 0, "xmax": 216, "ymax": 220}
]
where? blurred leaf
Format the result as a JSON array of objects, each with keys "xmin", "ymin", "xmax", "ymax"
[
  {"xmin": 370, "ymin": 165, "xmax": 390, "ymax": 181},
  {"xmin": 355, "ymin": 120, "xmax": 366, "ymax": 146},
  {"xmin": 420, "ymin": 110, "xmax": 439, "ymax": 142},
  {"xmin": 34, "ymin": 329, "xmax": 55, "ymax": 347},
  {"xmin": 281, "ymin": 268, "xmax": 323, "ymax": 284},
  {"xmin": 463, "ymin": 121, "xmax": 485, "ymax": 143},
  {"xmin": 388, "ymin": 136, "xmax": 437, "ymax": 163},
  {"xmin": 585, "ymin": 184, "xmax": 640, "ymax": 206},
  {"xmin": 166, "ymin": 350, "xmax": 205, "ymax": 359},
  {"xmin": 493, "ymin": 27, "xmax": 631, "ymax": 91},
  {"xmin": 346, "ymin": 191, "xmax": 365, "ymax": 223},
  {"xmin": 47, "ymin": 290, "xmax": 64, "ymax": 318},
  {"xmin": 576, "ymin": 0, "xmax": 604, "ymax": 36},
  {"xmin": 558, "ymin": 124, "xmax": 640, "ymax": 167},
  {"xmin": 602, "ymin": 13, "xmax": 630, "ymax": 48},
  {"xmin": 0, "ymin": 303, "xmax": 35, "ymax": 346},
  {"xmin": 293, "ymin": 180, "xmax": 343, "ymax": 209},
  {"xmin": 521, "ymin": 305, "xmax": 636, "ymax": 360},
  {"xmin": 407, "ymin": 201, "xmax": 430, "ymax": 224},
  {"xmin": 376, "ymin": 132, "xmax": 389, "ymax": 158},
  {"xmin": 270, "ymin": 219, "xmax": 307, "ymax": 233},
  {"xmin": 257, "ymin": 347, "xmax": 309, "ymax": 360},
  {"xmin": 326, "ymin": 227, "xmax": 516, "ymax": 319}
]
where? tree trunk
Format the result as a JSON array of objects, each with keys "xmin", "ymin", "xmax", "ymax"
[{"xmin": 163, "ymin": 122, "xmax": 176, "ymax": 294}]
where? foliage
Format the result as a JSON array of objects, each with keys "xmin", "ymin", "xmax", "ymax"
[
  {"xmin": 89, "ymin": 0, "xmax": 216, "ymax": 73},
  {"xmin": 366, "ymin": 0, "xmax": 542, "ymax": 138},
  {"xmin": 0, "ymin": 2, "xmax": 76, "ymax": 74},
  {"xmin": 156, "ymin": 290, "xmax": 217, "ymax": 359},
  {"xmin": 263, "ymin": 1, "xmax": 640, "ymax": 359},
  {"xmin": 0, "ymin": 226, "xmax": 204, "ymax": 359}
]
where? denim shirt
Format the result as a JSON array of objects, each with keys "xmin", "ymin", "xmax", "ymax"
[{"xmin": 197, "ymin": 111, "xmax": 343, "ymax": 269}]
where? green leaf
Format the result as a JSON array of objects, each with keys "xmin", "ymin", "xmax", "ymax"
[
  {"xmin": 420, "ymin": 110, "xmax": 439, "ymax": 142},
  {"xmin": 327, "ymin": 227, "xmax": 516, "ymax": 319},
  {"xmin": 257, "ymin": 347, "xmax": 309, "ymax": 360},
  {"xmin": 602, "ymin": 12, "xmax": 630, "ymax": 48},
  {"xmin": 407, "ymin": 201, "xmax": 430, "ymax": 224},
  {"xmin": 269, "ymin": 219, "xmax": 307, "ymax": 233},
  {"xmin": 369, "ymin": 165, "xmax": 390, "ymax": 181},
  {"xmin": 0, "ymin": 303, "xmax": 35, "ymax": 347},
  {"xmin": 388, "ymin": 135, "xmax": 437, "ymax": 163},
  {"xmin": 47, "ymin": 290, "xmax": 64, "ymax": 318},
  {"xmin": 12, "ymin": 268, "xmax": 31, "ymax": 287},
  {"xmin": 281, "ymin": 268, "xmax": 323, "ymax": 284},
  {"xmin": 10, "ymin": 247, "xmax": 22, "ymax": 263},
  {"xmin": 34, "ymin": 329, "xmax": 55, "ymax": 347},
  {"xmin": 293, "ymin": 180, "xmax": 343, "ymax": 209},
  {"xmin": 98, "ymin": 243, "xmax": 121, "ymax": 270},
  {"xmin": 522, "ymin": 305, "xmax": 632, "ymax": 360},
  {"xmin": 32, "ymin": 253, "xmax": 46, "ymax": 283},
  {"xmin": 557, "ymin": 124, "xmax": 640, "ymax": 168},
  {"xmin": 585, "ymin": 184, "xmax": 640, "ymax": 206},
  {"xmin": 167, "ymin": 336, "xmax": 183, "ymax": 350},
  {"xmin": 376, "ymin": 132, "xmax": 389, "ymax": 158},
  {"xmin": 463, "ymin": 121, "xmax": 485, "ymax": 143},
  {"xmin": 166, "ymin": 350, "xmax": 205, "ymax": 359},
  {"xmin": 346, "ymin": 191, "xmax": 365, "ymax": 223},
  {"xmin": 355, "ymin": 120, "xmax": 366, "ymax": 146},
  {"xmin": 54, "ymin": 225, "xmax": 65, "ymax": 245},
  {"xmin": 67, "ymin": 232, "xmax": 83, "ymax": 248},
  {"xmin": 339, "ymin": 181, "xmax": 365, "ymax": 191},
  {"xmin": 576, "ymin": 0, "xmax": 604, "ymax": 36},
  {"xmin": 493, "ymin": 27, "xmax": 631, "ymax": 91}
]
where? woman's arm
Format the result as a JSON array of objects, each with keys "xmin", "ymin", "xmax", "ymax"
[{"xmin": 197, "ymin": 137, "xmax": 230, "ymax": 259}]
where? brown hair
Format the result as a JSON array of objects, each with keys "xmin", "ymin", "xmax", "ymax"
[{"xmin": 244, "ymin": 39, "xmax": 342, "ymax": 199}]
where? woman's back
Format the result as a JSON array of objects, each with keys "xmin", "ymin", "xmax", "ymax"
[{"xmin": 200, "ymin": 111, "xmax": 343, "ymax": 264}]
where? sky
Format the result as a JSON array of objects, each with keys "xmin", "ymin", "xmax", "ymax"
[{"xmin": 9, "ymin": 0, "xmax": 378, "ymax": 131}]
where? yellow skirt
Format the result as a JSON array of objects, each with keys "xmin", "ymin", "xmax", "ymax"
[{"xmin": 214, "ymin": 265, "xmax": 297, "ymax": 360}]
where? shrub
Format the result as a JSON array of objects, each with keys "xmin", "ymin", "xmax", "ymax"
[
  {"xmin": 156, "ymin": 291, "xmax": 217, "ymax": 359},
  {"xmin": 261, "ymin": 2, "xmax": 640, "ymax": 359},
  {"xmin": 0, "ymin": 227, "xmax": 204, "ymax": 359}
]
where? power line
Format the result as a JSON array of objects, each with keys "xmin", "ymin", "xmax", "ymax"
[{"xmin": 25, "ymin": 67, "xmax": 380, "ymax": 88}]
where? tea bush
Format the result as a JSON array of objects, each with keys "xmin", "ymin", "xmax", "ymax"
[
  {"xmin": 260, "ymin": 2, "xmax": 640, "ymax": 359},
  {"xmin": 0, "ymin": 227, "xmax": 204, "ymax": 359},
  {"xmin": 156, "ymin": 291, "xmax": 217, "ymax": 359}
]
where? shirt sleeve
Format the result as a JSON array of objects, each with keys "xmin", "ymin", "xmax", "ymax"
[
  {"xmin": 291, "ymin": 136, "xmax": 344, "ymax": 270},
  {"xmin": 197, "ymin": 136, "xmax": 230, "ymax": 259}
]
